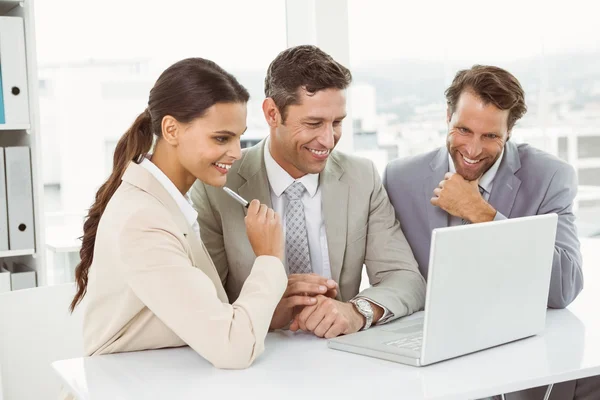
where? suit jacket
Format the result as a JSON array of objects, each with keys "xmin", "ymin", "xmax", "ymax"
[
  {"xmin": 82, "ymin": 162, "xmax": 287, "ymax": 369},
  {"xmin": 190, "ymin": 139, "xmax": 426, "ymax": 320},
  {"xmin": 383, "ymin": 141, "xmax": 583, "ymax": 309}
]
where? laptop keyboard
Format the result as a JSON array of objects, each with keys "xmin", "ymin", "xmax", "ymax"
[{"xmin": 384, "ymin": 333, "xmax": 423, "ymax": 351}]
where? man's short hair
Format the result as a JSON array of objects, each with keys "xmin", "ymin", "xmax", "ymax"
[
  {"xmin": 264, "ymin": 45, "xmax": 352, "ymax": 122},
  {"xmin": 445, "ymin": 65, "xmax": 527, "ymax": 132}
]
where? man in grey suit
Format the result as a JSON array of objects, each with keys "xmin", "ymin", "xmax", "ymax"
[
  {"xmin": 384, "ymin": 65, "xmax": 594, "ymax": 399},
  {"xmin": 191, "ymin": 45, "xmax": 425, "ymax": 339}
]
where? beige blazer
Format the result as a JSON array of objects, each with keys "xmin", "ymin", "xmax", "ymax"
[
  {"xmin": 82, "ymin": 161, "xmax": 287, "ymax": 369},
  {"xmin": 191, "ymin": 139, "xmax": 426, "ymax": 321}
]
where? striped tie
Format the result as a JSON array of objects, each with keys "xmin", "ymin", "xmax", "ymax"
[{"xmin": 284, "ymin": 182, "xmax": 312, "ymax": 274}]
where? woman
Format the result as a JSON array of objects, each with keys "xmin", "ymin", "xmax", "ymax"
[{"xmin": 70, "ymin": 58, "xmax": 289, "ymax": 369}]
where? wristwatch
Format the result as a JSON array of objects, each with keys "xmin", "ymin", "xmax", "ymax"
[{"xmin": 350, "ymin": 298, "xmax": 374, "ymax": 330}]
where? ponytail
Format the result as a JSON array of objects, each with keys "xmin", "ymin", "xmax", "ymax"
[
  {"xmin": 70, "ymin": 110, "xmax": 154, "ymax": 312},
  {"xmin": 70, "ymin": 57, "xmax": 251, "ymax": 311}
]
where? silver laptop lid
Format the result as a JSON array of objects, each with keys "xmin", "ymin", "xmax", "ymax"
[{"xmin": 420, "ymin": 214, "xmax": 557, "ymax": 365}]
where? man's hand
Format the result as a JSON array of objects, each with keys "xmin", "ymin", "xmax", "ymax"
[
  {"xmin": 430, "ymin": 172, "xmax": 496, "ymax": 223},
  {"xmin": 288, "ymin": 295, "xmax": 365, "ymax": 338},
  {"xmin": 270, "ymin": 274, "xmax": 338, "ymax": 330}
]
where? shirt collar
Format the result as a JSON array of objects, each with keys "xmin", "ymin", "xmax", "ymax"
[
  {"xmin": 448, "ymin": 149, "xmax": 504, "ymax": 194},
  {"xmin": 140, "ymin": 156, "xmax": 198, "ymax": 227},
  {"xmin": 263, "ymin": 137, "xmax": 319, "ymax": 198}
]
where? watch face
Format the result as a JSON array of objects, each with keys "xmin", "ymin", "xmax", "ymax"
[{"xmin": 357, "ymin": 299, "xmax": 371, "ymax": 313}]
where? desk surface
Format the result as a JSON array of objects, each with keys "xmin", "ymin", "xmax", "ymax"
[
  {"xmin": 53, "ymin": 239, "xmax": 600, "ymax": 400},
  {"xmin": 54, "ymin": 307, "xmax": 600, "ymax": 400}
]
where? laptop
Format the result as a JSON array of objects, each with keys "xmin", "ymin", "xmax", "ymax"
[{"xmin": 328, "ymin": 214, "xmax": 558, "ymax": 366}]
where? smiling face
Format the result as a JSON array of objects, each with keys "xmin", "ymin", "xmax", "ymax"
[
  {"xmin": 176, "ymin": 102, "xmax": 247, "ymax": 187},
  {"xmin": 446, "ymin": 91, "xmax": 510, "ymax": 181},
  {"xmin": 266, "ymin": 88, "xmax": 347, "ymax": 179}
]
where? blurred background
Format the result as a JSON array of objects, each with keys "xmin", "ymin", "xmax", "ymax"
[{"xmin": 33, "ymin": 0, "xmax": 600, "ymax": 284}]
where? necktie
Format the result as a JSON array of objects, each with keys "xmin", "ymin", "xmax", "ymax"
[
  {"xmin": 462, "ymin": 185, "xmax": 486, "ymax": 225},
  {"xmin": 284, "ymin": 181, "xmax": 312, "ymax": 274}
]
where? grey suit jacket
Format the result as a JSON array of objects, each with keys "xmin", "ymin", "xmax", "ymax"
[
  {"xmin": 383, "ymin": 141, "xmax": 583, "ymax": 309},
  {"xmin": 191, "ymin": 139, "xmax": 426, "ymax": 320}
]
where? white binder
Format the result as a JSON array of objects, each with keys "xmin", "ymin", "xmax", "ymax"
[
  {"xmin": 5, "ymin": 146, "xmax": 35, "ymax": 250},
  {"xmin": 0, "ymin": 147, "xmax": 8, "ymax": 251},
  {"xmin": 0, "ymin": 16, "xmax": 30, "ymax": 128},
  {"xmin": 7, "ymin": 262, "xmax": 36, "ymax": 290}
]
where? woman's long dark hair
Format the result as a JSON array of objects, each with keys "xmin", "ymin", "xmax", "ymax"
[{"xmin": 70, "ymin": 58, "xmax": 249, "ymax": 312}]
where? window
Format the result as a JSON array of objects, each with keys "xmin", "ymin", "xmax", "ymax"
[
  {"xmin": 35, "ymin": 0, "xmax": 286, "ymax": 283},
  {"xmin": 35, "ymin": 0, "xmax": 600, "ymax": 287},
  {"xmin": 348, "ymin": 0, "xmax": 600, "ymax": 233},
  {"xmin": 578, "ymin": 136, "xmax": 600, "ymax": 160}
]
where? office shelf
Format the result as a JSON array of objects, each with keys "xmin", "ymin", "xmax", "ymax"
[
  {"xmin": 0, "ymin": 123, "xmax": 31, "ymax": 131},
  {"xmin": 0, "ymin": 248, "xmax": 35, "ymax": 258},
  {"xmin": 0, "ymin": 0, "xmax": 46, "ymax": 287},
  {"xmin": 0, "ymin": 1, "xmax": 21, "ymax": 16}
]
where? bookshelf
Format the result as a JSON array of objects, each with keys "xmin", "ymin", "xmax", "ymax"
[{"xmin": 0, "ymin": 0, "xmax": 46, "ymax": 289}]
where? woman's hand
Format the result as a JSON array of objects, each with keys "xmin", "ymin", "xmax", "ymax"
[{"xmin": 245, "ymin": 199, "xmax": 284, "ymax": 261}]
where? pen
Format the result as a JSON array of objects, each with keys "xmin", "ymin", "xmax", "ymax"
[{"xmin": 223, "ymin": 187, "xmax": 249, "ymax": 208}]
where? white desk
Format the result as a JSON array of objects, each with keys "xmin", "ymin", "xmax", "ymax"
[
  {"xmin": 53, "ymin": 239, "xmax": 600, "ymax": 400},
  {"xmin": 53, "ymin": 307, "xmax": 600, "ymax": 400}
]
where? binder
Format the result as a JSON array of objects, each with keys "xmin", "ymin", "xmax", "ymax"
[
  {"xmin": 5, "ymin": 146, "xmax": 35, "ymax": 250},
  {"xmin": 0, "ymin": 16, "xmax": 30, "ymax": 127},
  {"xmin": 6, "ymin": 262, "xmax": 36, "ymax": 290},
  {"xmin": 0, "ymin": 148, "xmax": 8, "ymax": 251}
]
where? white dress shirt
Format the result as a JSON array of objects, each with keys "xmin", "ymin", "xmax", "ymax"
[
  {"xmin": 140, "ymin": 156, "xmax": 201, "ymax": 239},
  {"xmin": 448, "ymin": 151, "xmax": 505, "ymax": 226},
  {"xmin": 263, "ymin": 140, "xmax": 332, "ymax": 278},
  {"xmin": 263, "ymin": 141, "xmax": 392, "ymax": 324}
]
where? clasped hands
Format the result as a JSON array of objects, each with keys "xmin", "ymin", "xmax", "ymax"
[{"xmin": 270, "ymin": 273, "xmax": 365, "ymax": 339}]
